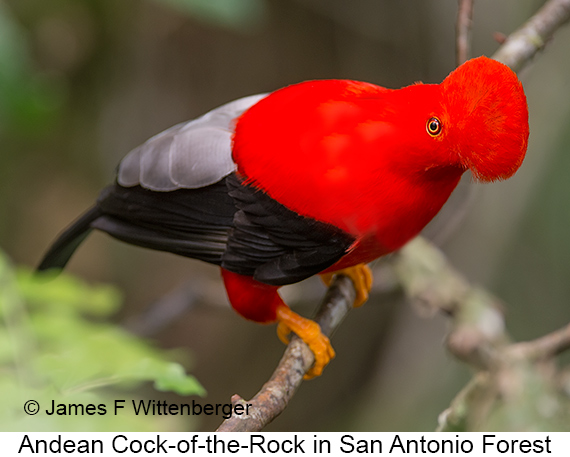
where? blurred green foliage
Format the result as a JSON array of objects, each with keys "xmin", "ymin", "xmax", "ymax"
[{"xmin": 0, "ymin": 250, "xmax": 204, "ymax": 431}]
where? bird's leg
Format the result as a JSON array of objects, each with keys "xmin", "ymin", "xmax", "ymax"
[
  {"xmin": 320, "ymin": 263, "xmax": 373, "ymax": 308},
  {"xmin": 276, "ymin": 263, "xmax": 372, "ymax": 378},
  {"xmin": 221, "ymin": 268, "xmax": 335, "ymax": 379},
  {"xmin": 275, "ymin": 304, "xmax": 335, "ymax": 379}
]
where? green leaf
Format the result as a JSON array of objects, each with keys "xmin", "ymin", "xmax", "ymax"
[
  {"xmin": 152, "ymin": 362, "xmax": 206, "ymax": 396},
  {"xmin": 18, "ymin": 268, "xmax": 122, "ymax": 317}
]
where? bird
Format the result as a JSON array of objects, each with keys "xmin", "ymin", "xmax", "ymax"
[{"xmin": 38, "ymin": 56, "xmax": 529, "ymax": 379}]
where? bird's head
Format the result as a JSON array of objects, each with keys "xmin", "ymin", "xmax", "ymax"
[{"xmin": 435, "ymin": 56, "xmax": 529, "ymax": 182}]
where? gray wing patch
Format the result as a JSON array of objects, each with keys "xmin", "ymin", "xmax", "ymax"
[{"xmin": 117, "ymin": 93, "xmax": 268, "ymax": 191}]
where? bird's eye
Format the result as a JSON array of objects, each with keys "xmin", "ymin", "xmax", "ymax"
[{"xmin": 426, "ymin": 117, "xmax": 442, "ymax": 137}]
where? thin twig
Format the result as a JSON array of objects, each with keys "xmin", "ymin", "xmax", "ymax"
[
  {"xmin": 216, "ymin": 275, "xmax": 355, "ymax": 432},
  {"xmin": 507, "ymin": 321, "xmax": 570, "ymax": 361},
  {"xmin": 456, "ymin": 0, "xmax": 475, "ymax": 66},
  {"xmin": 492, "ymin": 0, "xmax": 570, "ymax": 71}
]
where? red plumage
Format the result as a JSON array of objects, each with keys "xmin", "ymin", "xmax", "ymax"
[
  {"xmin": 232, "ymin": 56, "xmax": 527, "ymax": 272},
  {"xmin": 38, "ymin": 56, "xmax": 529, "ymax": 378},
  {"xmin": 226, "ymin": 56, "xmax": 528, "ymax": 376}
]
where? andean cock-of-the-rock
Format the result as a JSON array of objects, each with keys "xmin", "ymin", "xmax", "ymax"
[{"xmin": 38, "ymin": 56, "xmax": 529, "ymax": 378}]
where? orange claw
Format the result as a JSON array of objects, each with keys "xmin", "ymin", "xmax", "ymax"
[
  {"xmin": 276, "ymin": 305, "xmax": 335, "ymax": 379},
  {"xmin": 320, "ymin": 263, "xmax": 373, "ymax": 308}
]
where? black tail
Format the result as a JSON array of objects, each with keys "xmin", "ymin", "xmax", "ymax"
[{"xmin": 37, "ymin": 206, "xmax": 102, "ymax": 271}]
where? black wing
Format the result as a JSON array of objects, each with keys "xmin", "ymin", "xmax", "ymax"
[
  {"xmin": 222, "ymin": 174, "xmax": 355, "ymax": 285},
  {"xmin": 37, "ymin": 207, "xmax": 101, "ymax": 271},
  {"xmin": 37, "ymin": 179, "xmax": 236, "ymax": 271},
  {"xmin": 38, "ymin": 174, "xmax": 355, "ymax": 286},
  {"xmin": 93, "ymin": 180, "xmax": 236, "ymax": 265}
]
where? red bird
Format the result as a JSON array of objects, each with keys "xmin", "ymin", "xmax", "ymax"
[{"xmin": 38, "ymin": 56, "xmax": 529, "ymax": 378}]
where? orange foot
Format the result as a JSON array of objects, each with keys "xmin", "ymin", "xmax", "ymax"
[
  {"xmin": 320, "ymin": 263, "xmax": 373, "ymax": 308},
  {"xmin": 276, "ymin": 305, "xmax": 335, "ymax": 379}
]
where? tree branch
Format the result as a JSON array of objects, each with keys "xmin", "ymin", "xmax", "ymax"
[
  {"xmin": 396, "ymin": 239, "xmax": 570, "ymax": 431},
  {"xmin": 492, "ymin": 0, "xmax": 570, "ymax": 71},
  {"xmin": 216, "ymin": 275, "xmax": 355, "ymax": 432},
  {"xmin": 392, "ymin": 237, "xmax": 507, "ymax": 370},
  {"xmin": 456, "ymin": 0, "xmax": 475, "ymax": 66},
  {"xmin": 507, "ymin": 321, "xmax": 570, "ymax": 360}
]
